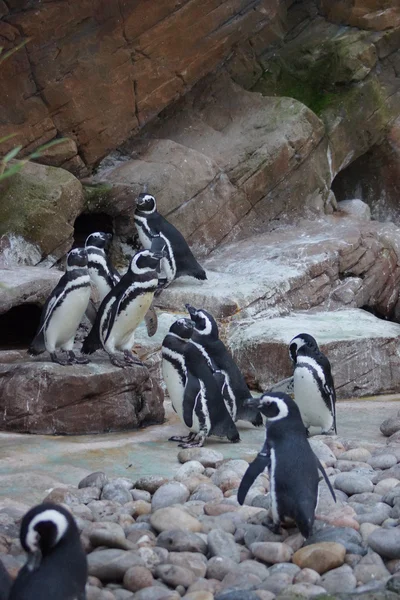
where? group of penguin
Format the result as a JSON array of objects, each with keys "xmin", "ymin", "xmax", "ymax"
[{"xmin": 20, "ymin": 191, "xmax": 341, "ymax": 597}]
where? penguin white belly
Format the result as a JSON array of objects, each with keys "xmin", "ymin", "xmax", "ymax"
[
  {"xmin": 135, "ymin": 219, "xmax": 152, "ymax": 249},
  {"xmin": 45, "ymin": 285, "xmax": 91, "ymax": 351},
  {"xmin": 269, "ymin": 448, "xmax": 280, "ymax": 524},
  {"xmin": 89, "ymin": 269, "xmax": 111, "ymax": 303},
  {"xmin": 294, "ymin": 366, "xmax": 333, "ymax": 431},
  {"xmin": 106, "ymin": 291, "xmax": 154, "ymax": 351},
  {"xmin": 162, "ymin": 356, "xmax": 185, "ymax": 421}
]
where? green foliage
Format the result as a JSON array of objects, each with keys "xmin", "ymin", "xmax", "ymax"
[{"xmin": 0, "ymin": 42, "xmax": 67, "ymax": 182}]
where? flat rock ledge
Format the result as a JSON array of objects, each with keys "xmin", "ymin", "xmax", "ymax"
[
  {"xmin": 0, "ymin": 355, "xmax": 164, "ymax": 434},
  {"xmin": 3, "ymin": 436, "xmax": 400, "ymax": 599}
]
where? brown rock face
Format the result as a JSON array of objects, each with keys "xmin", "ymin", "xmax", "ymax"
[
  {"xmin": 0, "ymin": 356, "xmax": 164, "ymax": 434},
  {"xmin": 0, "ymin": 0, "xmax": 282, "ymax": 170},
  {"xmin": 319, "ymin": 0, "xmax": 400, "ymax": 31}
]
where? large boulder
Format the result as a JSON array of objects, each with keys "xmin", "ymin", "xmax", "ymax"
[
  {"xmin": 0, "ymin": 267, "xmax": 61, "ymax": 314},
  {"xmin": 0, "ymin": 0, "xmax": 284, "ymax": 170},
  {"xmin": 0, "ymin": 356, "xmax": 164, "ymax": 434},
  {"xmin": 228, "ymin": 308, "xmax": 400, "ymax": 398},
  {"xmin": 0, "ymin": 162, "xmax": 84, "ymax": 263},
  {"xmin": 319, "ymin": 1, "xmax": 400, "ymax": 30}
]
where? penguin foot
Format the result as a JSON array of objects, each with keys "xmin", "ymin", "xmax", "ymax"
[
  {"xmin": 169, "ymin": 433, "xmax": 197, "ymax": 444},
  {"xmin": 67, "ymin": 351, "xmax": 90, "ymax": 365},
  {"xmin": 50, "ymin": 352, "xmax": 75, "ymax": 366},
  {"xmin": 109, "ymin": 354, "xmax": 128, "ymax": 368},
  {"xmin": 262, "ymin": 517, "xmax": 282, "ymax": 535},
  {"xmin": 178, "ymin": 434, "xmax": 206, "ymax": 448},
  {"xmin": 123, "ymin": 350, "xmax": 143, "ymax": 366}
]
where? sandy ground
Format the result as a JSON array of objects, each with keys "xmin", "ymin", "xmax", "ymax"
[{"xmin": 0, "ymin": 396, "xmax": 398, "ymax": 506}]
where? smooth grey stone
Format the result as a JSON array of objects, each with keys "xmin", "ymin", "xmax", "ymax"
[
  {"xmin": 305, "ymin": 526, "xmax": 362, "ymax": 550},
  {"xmin": 237, "ymin": 560, "xmax": 269, "ymax": 581},
  {"xmin": 207, "ymin": 556, "xmax": 238, "ymax": 581},
  {"xmin": 208, "ymin": 529, "xmax": 241, "ymax": 563},
  {"xmin": 387, "ymin": 575, "xmax": 400, "ymax": 594},
  {"xmin": 321, "ymin": 564, "xmax": 357, "ymax": 594},
  {"xmin": 190, "ymin": 483, "xmax": 224, "ymax": 503},
  {"xmin": 268, "ymin": 563, "xmax": 300, "ymax": 577},
  {"xmin": 368, "ymin": 527, "xmax": 400, "ymax": 559},
  {"xmin": 251, "ymin": 495, "xmax": 271, "ymax": 510},
  {"xmin": 101, "ymin": 484, "xmax": 132, "ymax": 505},
  {"xmin": 87, "ymin": 549, "xmax": 144, "ymax": 581},
  {"xmin": 79, "ymin": 472, "xmax": 109, "ymax": 490},
  {"xmin": 355, "ymin": 503, "xmax": 392, "ymax": 525},
  {"xmin": 198, "ymin": 515, "xmax": 236, "ymax": 534},
  {"xmin": 351, "ymin": 492, "xmax": 383, "ymax": 505},
  {"xmin": 243, "ymin": 524, "xmax": 283, "ymax": 548},
  {"xmin": 383, "ymin": 487, "xmax": 400, "ymax": 506},
  {"xmin": 156, "ymin": 529, "xmax": 207, "ymax": 554},
  {"xmin": 215, "ymin": 591, "xmax": 260, "ymax": 600},
  {"xmin": 155, "ymin": 563, "xmax": 195, "ymax": 588},
  {"xmin": 369, "ymin": 455, "xmax": 398, "ymax": 470},
  {"xmin": 131, "ymin": 489, "xmax": 151, "ymax": 503},
  {"xmin": 258, "ymin": 572, "xmax": 294, "ymax": 595},
  {"xmin": 354, "ymin": 551, "xmax": 391, "ymax": 584},
  {"xmin": 220, "ymin": 571, "xmax": 262, "ymax": 591},
  {"xmin": 334, "ymin": 473, "xmax": 373, "ymax": 495},
  {"xmin": 151, "ymin": 482, "xmax": 190, "ymax": 511}
]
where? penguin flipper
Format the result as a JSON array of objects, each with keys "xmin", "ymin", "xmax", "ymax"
[
  {"xmin": 183, "ymin": 373, "xmax": 200, "ymax": 428},
  {"xmin": 268, "ymin": 376, "xmax": 294, "ymax": 395},
  {"xmin": 144, "ymin": 305, "xmax": 158, "ymax": 337},
  {"xmin": 315, "ymin": 456, "xmax": 336, "ymax": 502},
  {"xmin": 81, "ymin": 324, "xmax": 102, "ymax": 355},
  {"xmin": 238, "ymin": 451, "xmax": 271, "ymax": 505}
]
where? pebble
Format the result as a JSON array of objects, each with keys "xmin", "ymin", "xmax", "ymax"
[
  {"xmin": 190, "ymin": 483, "xmax": 223, "ymax": 503},
  {"xmin": 123, "ymin": 566, "xmax": 154, "ymax": 592},
  {"xmin": 334, "ymin": 473, "xmax": 374, "ymax": 495},
  {"xmin": 135, "ymin": 588, "xmax": 180, "ymax": 600},
  {"xmin": 150, "ymin": 508, "xmax": 202, "ymax": 533},
  {"xmin": 79, "ymin": 472, "xmax": 109, "ymax": 490},
  {"xmin": 206, "ymin": 556, "xmax": 237, "ymax": 581},
  {"xmin": 155, "ymin": 564, "xmax": 196, "ymax": 588},
  {"xmin": 353, "ymin": 551, "xmax": 391, "ymax": 584},
  {"xmin": 151, "ymin": 482, "xmax": 190, "ymax": 511},
  {"xmin": 308, "ymin": 439, "xmax": 337, "ymax": 467},
  {"xmin": 360, "ymin": 522, "xmax": 380, "ymax": 543},
  {"xmin": 131, "ymin": 489, "xmax": 152, "ymax": 503},
  {"xmin": 101, "ymin": 484, "xmax": 132, "ymax": 505},
  {"xmin": 305, "ymin": 526, "xmax": 363, "ymax": 554},
  {"xmin": 220, "ymin": 571, "xmax": 262, "ymax": 590},
  {"xmin": 87, "ymin": 549, "xmax": 144, "ymax": 581},
  {"xmin": 156, "ymin": 529, "xmax": 207, "ymax": 554},
  {"xmin": 215, "ymin": 592, "xmax": 260, "ymax": 600},
  {"xmin": 282, "ymin": 583, "xmax": 327, "ymax": 597},
  {"xmin": 126, "ymin": 500, "xmax": 151, "ymax": 518},
  {"xmin": 369, "ymin": 454, "xmax": 398, "ymax": 469},
  {"xmin": 382, "ymin": 485, "xmax": 400, "ymax": 505},
  {"xmin": 198, "ymin": 515, "xmax": 236, "ymax": 535},
  {"xmin": 320, "ymin": 564, "xmax": 357, "ymax": 593},
  {"xmin": 204, "ymin": 503, "xmax": 238, "ymax": 516},
  {"xmin": 208, "ymin": 529, "xmax": 241, "ymax": 562},
  {"xmin": 167, "ymin": 552, "xmax": 207, "ymax": 578},
  {"xmin": 339, "ymin": 448, "xmax": 372, "ymax": 462},
  {"xmin": 292, "ymin": 542, "xmax": 346, "ymax": 574},
  {"xmin": 175, "ymin": 461, "xmax": 205, "ymax": 482},
  {"xmin": 293, "ymin": 568, "xmax": 321, "ymax": 585},
  {"xmin": 182, "ymin": 593, "xmax": 214, "ymax": 600},
  {"xmin": 135, "ymin": 476, "xmax": 169, "ymax": 494},
  {"xmin": 76, "ymin": 487, "xmax": 101, "ymax": 504},
  {"xmin": 258, "ymin": 573, "xmax": 293, "ymax": 595},
  {"xmin": 250, "ymin": 542, "xmax": 293, "ymax": 564},
  {"xmin": 237, "ymin": 560, "xmax": 269, "ymax": 581},
  {"xmin": 368, "ymin": 527, "xmax": 400, "ymax": 559},
  {"xmin": 89, "ymin": 522, "xmax": 132, "ymax": 550},
  {"xmin": 178, "ymin": 448, "xmax": 224, "ymax": 468},
  {"xmin": 380, "ymin": 416, "xmax": 400, "ymax": 437},
  {"xmin": 355, "ymin": 503, "xmax": 392, "ymax": 525},
  {"xmin": 243, "ymin": 524, "xmax": 283, "ymax": 547}
]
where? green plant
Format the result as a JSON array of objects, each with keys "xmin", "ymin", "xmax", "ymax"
[{"xmin": 0, "ymin": 41, "xmax": 67, "ymax": 182}]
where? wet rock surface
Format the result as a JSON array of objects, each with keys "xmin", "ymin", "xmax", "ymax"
[{"xmin": 2, "ymin": 433, "xmax": 400, "ymax": 599}]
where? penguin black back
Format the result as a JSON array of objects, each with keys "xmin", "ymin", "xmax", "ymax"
[
  {"xmin": 135, "ymin": 194, "xmax": 206, "ymax": 282},
  {"xmin": 0, "ymin": 559, "xmax": 11, "ymax": 600},
  {"xmin": 10, "ymin": 503, "xmax": 87, "ymax": 600},
  {"xmin": 186, "ymin": 304, "xmax": 262, "ymax": 427},
  {"xmin": 238, "ymin": 393, "xmax": 335, "ymax": 538}
]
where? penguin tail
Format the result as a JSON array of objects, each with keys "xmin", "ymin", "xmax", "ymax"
[
  {"xmin": 81, "ymin": 326, "xmax": 102, "ymax": 355},
  {"xmin": 28, "ymin": 332, "xmax": 45, "ymax": 356}
]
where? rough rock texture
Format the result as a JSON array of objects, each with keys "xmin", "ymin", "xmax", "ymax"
[
  {"xmin": 0, "ymin": 356, "xmax": 164, "ymax": 434},
  {"xmin": 319, "ymin": 0, "xmax": 400, "ymax": 30},
  {"xmin": 0, "ymin": 267, "xmax": 61, "ymax": 315},
  {"xmin": 0, "ymin": 0, "xmax": 283, "ymax": 170},
  {"xmin": 0, "ymin": 162, "xmax": 84, "ymax": 262}
]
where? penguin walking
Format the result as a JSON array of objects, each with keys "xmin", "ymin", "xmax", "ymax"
[
  {"xmin": 85, "ymin": 231, "xmax": 120, "ymax": 303},
  {"xmin": 177, "ymin": 336, "xmax": 241, "ymax": 447},
  {"xmin": 238, "ymin": 392, "xmax": 336, "ymax": 538},
  {"xmin": 28, "ymin": 248, "xmax": 91, "ymax": 366},
  {"xmin": 134, "ymin": 193, "xmax": 207, "ymax": 289},
  {"xmin": 161, "ymin": 317, "xmax": 197, "ymax": 445},
  {"xmin": 9, "ymin": 503, "xmax": 87, "ymax": 600},
  {"xmin": 81, "ymin": 249, "xmax": 163, "ymax": 368},
  {"xmin": 185, "ymin": 304, "xmax": 263, "ymax": 427},
  {"xmin": 290, "ymin": 333, "xmax": 337, "ymax": 435}
]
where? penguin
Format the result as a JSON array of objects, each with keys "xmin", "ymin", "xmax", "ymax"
[
  {"xmin": 81, "ymin": 249, "xmax": 163, "ymax": 368},
  {"xmin": 9, "ymin": 503, "xmax": 87, "ymax": 600},
  {"xmin": 237, "ymin": 392, "xmax": 336, "ymax": 538},
  {"xmin": 177, "ymin": 337, "xmax": 241, "ymax": 447},
  {"xmin": 28, "ymin": 248, "xmax": 91, "ymax": 366},
  {"xmin": 162, "ymin": 318, "xmax": 195, "ymax": 444},
  {"xmin": 0, "ymin": 560, "xmax": 11, "ymax": 600},
  {"xmin": 185, "ymin": 304, "xmax": 263, "ymax": 427},
  {"xmin": 85, "ymin": 231, "xmax": 120, "ymax": 303},
  {"xmin": 134, "ymin": 193, "xmax": 207, "ymax": 288},
  {"xmin": 290, "ymin": 333, "xmax": 337, "ymax": 435}
]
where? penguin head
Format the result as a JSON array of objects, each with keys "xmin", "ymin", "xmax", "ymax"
[
  {"xmin": 245, "ymin": 392, "xmax": 299, "ymax": 422},
  {"xmin": 169, "ymin": 318, "xmax": 194, "ymax": 340},
  {"xmin": 185, "ymin": 304, "xmax": 219, "ymax": 340},
  {"xmin": 85, "ymin": 232, "xmax": 112, "ymax": 250},
  {"xmin": 20, "ymin": 503, "xmax": 78, "ymax": 570},
  {"xmin": 289, "ymin": 333, "xmax": 319, "ymax": 364},
  {"xmin": 67, "ymin": 248, "xmax": 88, "ymax": 269},
  {"xmin": 130, "ymin": 249, "xmax": 163, "ymax": 274},
  {"xmin": 136, "ymin": 193, "xmax": 157, "ymax": 214}
]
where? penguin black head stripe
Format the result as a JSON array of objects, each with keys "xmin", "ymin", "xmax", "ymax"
[
  {"xmin": 169, "ymin": 318, "xmax": 194, "ymax": 340},
  {"xmin": 85, "ymin": 232, "xmax": 112, "ymax": 250},
  {"xmin": 136, "ymin": 193, "xmax": 156, "ymax": 214},
  {"xmin": 131, "ymin": 249, "xmax": 164, "ymax": 274},
  {"xmin": 185, "ymin": 304, "xmax": 218, "ymax": 340},
  {"xmin": 289, "ymin": 333, "xmax": 319, "ymax": 364},
  {"xmin": 251, "ymin": 393, "xmax": 290, "ymax": 421},
  {"xmin": 21, "ymin": 504, "xmax": 71, "ymax": 559},
  {"xmin": 67, "ymin": 247, "xmax": 88, "ymax": 269}
]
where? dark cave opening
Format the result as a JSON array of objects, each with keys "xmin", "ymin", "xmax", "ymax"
[
  {"xmin": 361, "ymin": 305, "xmax": 395, "ymax": 323},
  {"xmin": 0, "ymin": 304, "xmax": 42, "ymax": 350},
  {"xmin": 73, "ymin": 212, "xmax": 114, "ymax": 248}
]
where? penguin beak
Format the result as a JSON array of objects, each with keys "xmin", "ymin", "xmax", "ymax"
[
  {"xmin": 185, "ymin": 304, "xmax": 197, "ymax": 318},
  {"xmin": 152, "ymin": 252, "xmax": 164, "ymax": 260}
]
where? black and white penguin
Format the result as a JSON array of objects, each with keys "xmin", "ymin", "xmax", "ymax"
[
  {"xmin": 162, "ymin": 317, "xmax": 194, "ymax": 441},
  {"xmin": 28, "ymin": 248, "xmax": 91, "ymax": 366},
  {"xmin": 85, "ymin": 231, "xmax": 120, "ymax": 303},
  {"xmin": 0, "ymin": 560, "xmax": 11, "ymax": 600},
  {"xmin": 176, "ymin": 337, "xmax": 241, "ymax": 447},
  {"xmin": 9, "ymin": 503, "xmax": 87, "ymax": 600},
  {"xmin": 134, "ymin": 193, "xmax": 207, "ymax": 288},
  {"xmin": 81, "ymin": 249, "xmax": 163, "ymax": 367},
  {"xmin": 238, "ymin": 392, "xmax": 336, "ymax": 538},
  {"xmin": 290, "ymin": 333, "xmax": 337, "ymax": 435},
  {"xmin": 185, "ymin": 304, "xmax": 263, "ymax": 427}
]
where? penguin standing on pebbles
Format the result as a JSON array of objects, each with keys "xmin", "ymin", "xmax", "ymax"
[
  {"xmin": 82, "ymin": 249, "xmax": 163, "ymax": 367},
  {"xmin": 162, "ymin": 317, "xmax": 195, "ymax": 442},
  {"xmin": 28, "ymin": 248, "xmax": 91, "ymax": 366},
  {"xmin": 85, "ymin": 231, "xmax": 120, "ymax": 302},
  {"xmin": 9, "ymin": 503, "xmax": 87, "ymax": 600},
  {"xmin": 134, "ymin": 193, "xmax": 207, "ymax": 289},
  {"xmin": 290, "ymin": 333, "xmax": 337, "ymax": 435},
  {"xmin": 185, "ymin": 304, "xmax": 263, "ymax": 427},
  {"xmin": 238, "ymin": 392, "xmax": 336, "ymax": 539}
]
